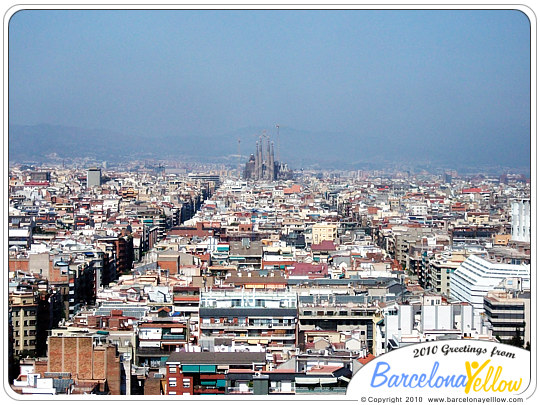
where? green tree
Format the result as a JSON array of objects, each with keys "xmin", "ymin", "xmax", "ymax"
[{"xmin": 509, "ymin": 327, "xmax": 523, "ymax": 348}]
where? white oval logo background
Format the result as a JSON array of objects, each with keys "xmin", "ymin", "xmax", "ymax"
[{"xmin": 347, "ymin": 340, "xmax": 532, "ymax": 398}]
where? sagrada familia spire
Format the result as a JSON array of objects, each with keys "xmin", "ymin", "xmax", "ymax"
[{"xmin": 244, "ymin": 134, "xmax": 278, "ymax": 181}]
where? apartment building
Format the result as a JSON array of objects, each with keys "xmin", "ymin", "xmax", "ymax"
[
  {"xmin": 424, "ymin": 250, "xmax": 468, "ymax": 295},
  {"xmin": 381, "ymin": 301, "xmax": 487, "ymax": 354},
  {"xmin": 199, "ymin": 290, "xmax": 298, "ymax": 363},
  {"xmin": 311, "ymin": 223, "xmax": 338, "ymax": 245},
  {"xmin": 511, "ymin": 199, "xmax": 530, "ymax": 243},
  {"xmin": 165, "ymin": 351, "xmax": 266, "ymax": 395},
  {"xmin": 86, "ymin": 168, "xmax": 102, "ymax": 188},
  {"xmin": 297, "ymin": 294, "xmax": 378, "ymax": 353},
  {"xmin": 226, "ymin": 365, "xmax": 351, "ymax": 395},
  {"xmin": 47, "ymin": 334, "xmax": 121, "ymax": 394},
  {"xmin": 484, "ymin": 287, "xmax": 530, "ymax": 347},
  {"xmin": 450, "ymin": 255, "xmax": 530, "ymax": 319},
  {"xmin": 9, "ymin": 290, "xmax": 38, "ymax": 356}
]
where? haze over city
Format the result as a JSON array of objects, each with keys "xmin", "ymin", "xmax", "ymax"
[{"xmin": 8, "ymin": 9, "xmax": 531, "ymax": 172}]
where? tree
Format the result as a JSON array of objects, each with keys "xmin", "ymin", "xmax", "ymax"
[{"xmin": 509, "ymin": 327, "xmax": 523, "ymax": 348}]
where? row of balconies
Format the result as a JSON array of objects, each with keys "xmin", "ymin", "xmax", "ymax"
[
  {"xmin": 200, "ymin": 323, "xmax": 294, "ymax": 330},
  {"xmin": 194, "ymin": 386, "xmax": 224, "ymax": 394},
  {"xmin": 204, "ymin": 331, "xmax": 296, "ymax": 340},
  {"xmin": 296, "ymin": 386, "xmax": 347, "ymax": 394},
  {"xmin": 487, "ymin": 309, "xmax": 525, "ymax": 315},
  {"xmin": 226, "ymin": 386, "xmax": 298, "ymax": 394},
  {"xmin": 226, "ymin": 387, "xmax": 253, "ymax": 394},
  {"xmin": 300, "ymin": 311, "xmax": 374, "ymax": 318}
]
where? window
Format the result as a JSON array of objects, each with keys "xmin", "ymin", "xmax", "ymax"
[
  {"xmin": 183, "ymin": 379, "xmax": 190, "ymax": 388},
  {"xmin": 169, "ymin": 365, "xmax": 177, "ymax": 374},
  {"xmin": 169, "ymin": 378, "xmax": 177, "ymax": 387}
]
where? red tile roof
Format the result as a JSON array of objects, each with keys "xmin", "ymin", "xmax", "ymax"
[
  {"xmin": 289, "ymin": 263, "xmax": 328, "ymax": 277},
  {"xmin": 311, "ymin": 241, "xmax": 336, "ymax": 251},
  {"xmin": 462, "ymin": 187, "xmax": 486, "ymax": 193},
  {"xmin": 357, "ymin": 353, "xmax": 376, "ymax": 365}
]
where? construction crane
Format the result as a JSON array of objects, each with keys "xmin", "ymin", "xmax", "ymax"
[
  {"xmin": 237, "ymin": 138, "xmax": 242, "ymax": 176},
  {"xmin": 275, "ymin": 124, "xmax": 280, "ymax": 164}
]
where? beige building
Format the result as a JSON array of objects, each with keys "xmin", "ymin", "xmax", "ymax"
[
  {"xmin": 427, "ymin": 251, "xmax": 468, "ymax": 296},
  {"xmin": 465, "ymin": 211, "xmax": 490, "ymax": 224},
  {"xmin": 311, "ymin": 223, "xmax": 338, "ymax": 245},
  {"xmin": 9, "ymin": 291, "xmax": 38, "ymax": 356}
]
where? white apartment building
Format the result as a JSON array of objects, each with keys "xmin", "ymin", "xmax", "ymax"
[
  {"xmin": 378, "ymin": 301, "xmax": 488, "ymax": 355},
  {"xmin": 511, "ymin": 199, "xmax": 530, "ymax": 242},
  {"xmin": 199, "ymin": 290, "xmax": 298, "ymax": 364},
  {"xmin": 450, "ymin": 255, "xmax": 530, "ymax": 327}
]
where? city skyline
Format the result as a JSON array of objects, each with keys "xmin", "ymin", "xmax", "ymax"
[{"xmin": 7, "ymin": 160, "xmax": 532, "ymax": 395}]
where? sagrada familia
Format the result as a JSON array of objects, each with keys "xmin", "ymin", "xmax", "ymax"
[{"xmin": 243, "ymin": 135, "xmax": 282, "ymax": 181}]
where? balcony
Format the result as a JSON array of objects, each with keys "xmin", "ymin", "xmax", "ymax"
[
  {"xmin": 201, "ymin": 323, "xmax": 249, "ymax": 330},
  {"xmin": 201, "ymin": 323, "xmax": 295, "ymax": 332},
  {"xmin": 249, "ymin": 324, "xmax": 295, "ymax": 329},
  {"xmin": 227, "ymin": 387, "xmax": 253, "ymax": 394},
  {"xmin": 162, "ymin": 334, "xmax": 186, "ymax": 340},
  {"xmin": 267, "ymin": 334, "xmax": 295, "ymax": 340},
  {"xmin": 269, "ymin": 386, "xmax": 295, "ymax": 394},
  {"xmin": 295, "ymin": 386, "xmax": 347, "ymax": 394},
  {"xmin": 193, "ymin": 386, "xmax": 225, "ymax": 394}
]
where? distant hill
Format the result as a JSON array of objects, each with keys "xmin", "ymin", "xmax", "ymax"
[
  {"xmin": 8, "ymin": 123, "xmax": 531, "ymax": 173},
  {"xmin": 9, "ymin": 124, "xmax": 136, "ymax": 161},
  {"xmin": 7, "ymin": 123, "xmax": 352, "ymax": 166},
  {"xmin": 8, "ymin": 123, "xmax": 228, "ymax": 162}
]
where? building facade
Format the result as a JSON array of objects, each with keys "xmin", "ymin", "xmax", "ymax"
[
  {"xmin": 450, "ymin": 255, "xmax": 530, "ymax": 323},
  {"xmin": 484, "ymin": 288, "xmax": 530, "ymax": 347},
  {"xmin": 199, "ymin": 290, "xmax": 298, "ymax": 364},
  {"xmin": 511, "ymin": 199, "xmax": 530, "ymax": 242}
]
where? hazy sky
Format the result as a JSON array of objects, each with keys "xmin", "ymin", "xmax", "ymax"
[{"xmin": 8, "ymin": 9, "xmax": 531, "ymax": 166}]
